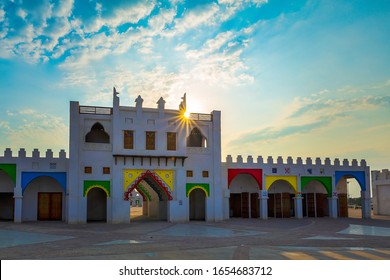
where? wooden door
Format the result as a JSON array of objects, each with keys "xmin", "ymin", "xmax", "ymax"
[
  {"xmin": 316, "ymin": 193, "xmax": 326, "ymax": 217},
  {"xmin": 50, "ymin": 193, "xmax": 62, "ymax": 220},
  {"xmin": 282, "ymin": 193, "xmax": 291, "ymax": 218},
  {"xmin": 275, "ymin": 193, "xmax": 282, "ymax": 218},
  {"xmin": 38, "ymin": 193, "xmax": 50, "ymax": 220},
  {"xmin": 307, "ymin": 193, "xmax": 315, "ymax": 217},
  {"xmin": 250, "ymin": 193, "xmax": 259, "ymax": 218},
  {"xmin": 241, "ymin": 192, "xmax": 249, "ymax": 218},
  {"xmin": 268, "ymin": 193, "xmax": 275, "ymax": 217},
  {"xmin": 338, "ymin": 193, "xmax": 348, "ymax": 217},
  {"xmin": 38, "ymin": 192, "xmax": 62, "ymax": 221},
  {"xmin": 229, "ymin": 193, "xmax": 241, "ymax": 217},
  {"xmin": 0, "ymin": 193, "xmax": 14, "ymax": 220}
]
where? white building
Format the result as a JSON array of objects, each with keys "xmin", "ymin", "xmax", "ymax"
[
  {"xmin": 372, "ymin": 169, "xmax": 390, "ymax": 215},
  {"xmin": 0, "ymin": 88, "xmax": 375, "ymax": 223}
]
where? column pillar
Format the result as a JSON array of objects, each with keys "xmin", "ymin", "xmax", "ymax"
[
  {"xmin": 328, "ymin": 197, "xmax": 338, "ymax": 218},
  {"xmin": 294, "ymin": 196, "xmax": 303, "ymax": 219},
  {"xmin": 13, "ymin": 191, "xmax": 23, "ymax": 223},
  {"xmin": 259, "ymin": 190, "xmax": 268, "ymax": 220}
]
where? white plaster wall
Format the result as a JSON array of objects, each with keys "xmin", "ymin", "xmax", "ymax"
[
  {"xmin": 303, "ymin": 181, "xmax": 328, "ymax": 194},
  {"xmin": 229, "ymin": 174, "xmax": 259, "ymax": 193},
  {"xmin": 377, "ymin": 184, "xmax": 390, "ymax": 215}
]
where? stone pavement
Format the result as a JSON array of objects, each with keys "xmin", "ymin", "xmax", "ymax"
[{"xmin": 0, "ymin": 215, "xmax": 390, "ymax": 260}]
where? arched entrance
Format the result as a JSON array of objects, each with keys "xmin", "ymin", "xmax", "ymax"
[
  {"xmin": 189, "ymin": 188, "xmax": 206, "ymax": 221},
  {"xmin": 124, "ymin": 170, "xmax": 173, "ymax": 221},
  {"xmin": 0, "ymin": 169, "xmax": 15, "ymax": 221},
  {"xmin": 301, "ymin": 177, "xmax": 332, "ymax": 218},
  {"xmin": 335, "ymin": 171, "xmax": 367, "ymax": 218},
  {"xmin": 87, "ymin": 187, "xmax": 107, "ymax": 222},
  {"xmin": 267, "ymin": 177, "xmax": 297, "ymax": 218},
  {"xmin": 22, "ymin": 175, "xmax": 65, "ymax": 221},
  {"xmin": 228, "ymin": 169, "xmax": 262, "ymax": 218}
]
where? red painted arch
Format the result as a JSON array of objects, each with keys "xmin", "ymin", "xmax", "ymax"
[{"xmin": 228, "ymin": 168, "xmax": 263, "ymax": 190}]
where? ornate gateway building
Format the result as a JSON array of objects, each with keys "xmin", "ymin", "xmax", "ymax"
[{"xmin": 0, "ymin": 89, "xmax": 371, "ymax": 223}]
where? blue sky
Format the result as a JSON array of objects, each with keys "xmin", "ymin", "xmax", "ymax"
[{"xmin": 0, "ymin": 0, "xmax": 390, "ymax": 172}]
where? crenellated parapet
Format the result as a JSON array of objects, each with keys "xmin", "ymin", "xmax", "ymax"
[
  {"xmin": 2, "ymin": 148, "xmax": 67, "ymax": 159},
  {"xmin": 372, "ymin": 169, "xmax": 390, "ymax": 181},
  {"xmin": 225, "ymin": 155, "xmax": 368, "ymax": 168}
]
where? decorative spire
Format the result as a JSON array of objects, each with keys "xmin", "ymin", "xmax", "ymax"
[
  {"xmin": 135, "ymin": 95, "xmax": 143, "ymax": 108},
  {"xmin": 157, "ymin": 97, "xmax": 166, "ymax": 109},
  {"xmin": 179, "ymin": 93, "xmax": 186, "ymax": 112}
]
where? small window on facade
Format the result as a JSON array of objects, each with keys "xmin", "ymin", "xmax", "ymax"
[
  {"xmin": 167, "ymin": 132, "xmax": 176, "ymax": 151},
  {"xmin": 84, "ymin": 166, "xmax": 92, "ymax": 174},
  {"xmin": 146, "ymin": 131, "xmax": 156, "ymax": 150},
  {"xmin": 186, "ymin": 170, "xmax": 193, "ymax": 177},
  {"xmin": 103, "ymin": 167, "xmax": 110, "ymax": 174},
  {"xmin": 124, "ymin": 130, "xmax": 134, "ymax": 149},
  {"xmin": 202, "ymin": 171, "xmax": 209, "ymax": 178}
]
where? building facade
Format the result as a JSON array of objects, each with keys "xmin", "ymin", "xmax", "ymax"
[
  {"xmin": 0, "ymin": 89, "xmax": 374, "ymax": 223},
  {"xmin": 372, "ymin": 169, "xmax": 390, "ymax": 215}
]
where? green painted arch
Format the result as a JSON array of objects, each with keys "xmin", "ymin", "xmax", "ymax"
[
  {"xmin": 84, "ymin": 180, "xmax": 110, "ymax": 197},
  {"xmin": 301, "ymin": 176, "xmax": 332, "ymax": 197},
  {"xmin": 0, "ymin": 164, "xmax": 16, "ymax": 183},
  {"xmin": 137, "ymin": 183, "xmax": 152, "ymax": 201},
  {"xmin": 186, "ymin": 183, "xmax": 209, "ymax": 197}
]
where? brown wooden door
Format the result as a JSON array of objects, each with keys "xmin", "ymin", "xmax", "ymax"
[
  {"xmin": 250, "ymin": 193, "xmax": 259, "ymax": 218},
  {"xmin": 282, "ymin": 193, "xmax": 291, "ymax": 218},
  {"xmin": 241, "ymin": 192, "xmax": 249, "ymax": 218},
  {"xmin": 38, "ymin": 192, "xmax": 62, "ymax": 221},
  {"xmin": 229, "ymin": 193, "xmax": 241, "ymax": 217},
  {"xmin": 268, "ymin": 193, "xmax": 275, "ymax": 217},
  {"xmin": 316, "ymin": 193, "xmax": 326, "ymax": 217},
  {"xmin": 338, "ymin": 193, "xmax": 348, "ymax": 217},
  {"xmin": 50, "ymin": 193, "xmax": 62, "ymax": 220},
  {"xmin": 275, "ymin": 193, "xmax": 282, "ymax": 218},
  {"xmin": 307, "ymin": 193, "xmax": 315, "ymax": 217}
]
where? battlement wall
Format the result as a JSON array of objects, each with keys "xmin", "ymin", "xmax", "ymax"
[
  {"xmin": 224, "ymin": 155, "xmax": 367, "ymax": 169},
  {"xmin": 1, "ymin": 148, "xmax": 67, "ymax": 160},
  {"xmin": 372, "ymin": 169, "xmax": 390, "ymax": 181}
]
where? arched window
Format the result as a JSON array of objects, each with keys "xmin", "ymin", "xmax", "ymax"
[
  {"xmin": 187, "ymin": 127, "xmax": 206, "ymax": 148},
  {"xmin": 85, "ymin": 123, "xmax": 110, "ymax": 143}
]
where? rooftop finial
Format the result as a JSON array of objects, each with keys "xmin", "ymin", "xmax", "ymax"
[{"xmin": 179, "ymin": 93, "xmax": 186, "ymax": 112}]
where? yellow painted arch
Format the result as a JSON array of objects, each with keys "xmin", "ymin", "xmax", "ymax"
[
  {"xmin": 265, "ymin": 175, "xmax": 298, "ymax": 193},
  {"xmin": 85, "ymin": 185, "xmax": 110, "ymax": 197},
  {"xmin": 187, "ymin": 186, "xmax": 209, "ymax": 197}
]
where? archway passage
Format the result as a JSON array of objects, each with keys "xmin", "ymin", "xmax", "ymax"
[
  {"xmin": 336, "ymin": 175, "xmax": 365, "ymax": 218},
  {"xmin": 301, "ymin": 178, "xmax": 331, "ymax": 218},
  {"xmin": 22, "ymin": 176, "xmax": 65, "ymax": 221},
  {"xmin": 0, "ymin": 170, "xmax": 15, "ymax": 221},
  {"xmin": 229, "ymin": 174, "xmax": 260, "ymax": 218},
  {"xmin": 267, "ymin": 179, "xmax": 296, "ymax": 218},
  {"xmin": 125, "ymin": 171, "xmax": 172, "ymax": 221},
  {"xmin": 87, "ymin": 187, "xmax": 107, "ymax": 222},
  {"xmin": 189, "ymin": 188, "xmax": 206, "ymax": 221}
]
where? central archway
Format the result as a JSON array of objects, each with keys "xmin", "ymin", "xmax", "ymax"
[
  {"xmin": 0, "ymin": 169, "xmax": 15, "ymax": 221},
  {"xmin": 124, "ymin": 170, "xmax": 173, "ymax": 221},
  {"xmin": 267, "ymin": 178, "xmax": 296, "ymax": 218}
]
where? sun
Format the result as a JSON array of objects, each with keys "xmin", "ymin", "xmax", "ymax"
[{"xmin": 184, "ymin": 110, "xmax": 190, "ymax": 119}]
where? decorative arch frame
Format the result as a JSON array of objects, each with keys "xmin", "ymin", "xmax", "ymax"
[
  {"xmin": 124, "ymin": 170, "xmax": 173, "ymax": 201},
  {"xmin": 84, "ymin": 180, "xmax": 110, "ymax": 197},
  {"xmin": 335, "ymin": 171, "xmax": 366, "ymax": 191},
  {"xmin": 85, "ymin": 122, "xmax": 110, "ymax": 144},
  {"xmin": 301, "ymin": 176, "xmax": 332, "ymax": 197},
  {"xmin": 21, "ymin": 172, "xmax": 67, "ymax": 194},
  {"xmin": 265, "ymin": 175, "xmax": 298, "ymax": 193},
  {"xmin": 186, "ymin": 183, "xmax": 210, "ymax": 197},
  {"xmin": 228, "ymin": 168, "xmax": 262, "ymax": 190}
]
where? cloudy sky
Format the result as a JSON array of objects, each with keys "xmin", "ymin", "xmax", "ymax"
[{"xmin": 0, "ymin": 0, "xmax": 389, "ymax": 171}]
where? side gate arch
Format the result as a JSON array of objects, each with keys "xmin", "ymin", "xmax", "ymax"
[
  {"xmin": 0, "ymin": 164, "xmax": 16, "ymax": 221},
  {"xmin": 84, "ymin": 180, "xmax": 110, "ymax": 222},
  {"xmin": 301, "ymin": 176, "xmax": 332, "ymax": 217},
  {"xmin": 266, "ymin": 176, "xmax": 297, "ymax": 218},
  {"xmin": 187, "ymin": 184, "xmax": 209, "ymax": 221}
]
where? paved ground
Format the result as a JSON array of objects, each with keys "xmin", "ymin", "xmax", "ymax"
[{"xmin": 1, "ymin": 211, "xmax": 390, "ymax": 260}]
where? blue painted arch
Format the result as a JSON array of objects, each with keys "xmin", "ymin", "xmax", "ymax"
[
  {"xmin": 335, "ymin": 171, "xmax": 366, "ymax": 191},
  {"xmin": 22, "ymin": 172, "xmax": 67, "ymax": 193}
]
